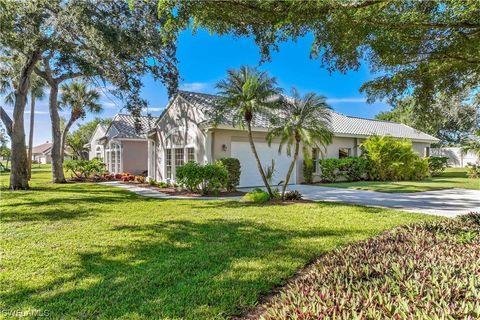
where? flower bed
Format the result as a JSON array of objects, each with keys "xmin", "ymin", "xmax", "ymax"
[{"xmin": 247, "ymin": 213, "xmax": 480, "ymax": 319}]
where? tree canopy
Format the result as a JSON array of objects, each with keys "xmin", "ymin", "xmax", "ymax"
[
  {"xmin": 376, "ymin": 91, "xmax": 479, "ymax": 145},
  {"xmin": 156, "ymin": 0, "xmax": 479, "ymax": 105},
  {"xmin": 66, "ymin": 118, "xmax": 111, "ymax": 160}
]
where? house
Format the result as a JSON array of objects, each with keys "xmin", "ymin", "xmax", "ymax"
[
  {"xmin": 89, "ymin": 114, "xmax": 157, "ymax": 175},
  {"xmin": 31, "ymin": 142, "xmax": 53, "ymax": 164},
  {"xmin": 146, "ymin": 91, "xmax": 439, "ymax": 187}
]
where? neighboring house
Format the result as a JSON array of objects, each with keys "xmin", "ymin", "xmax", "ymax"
[
  {"xmin": 147, "ymin": 91, "xmax": 439, "ymax": 187},
  {"xmin": 90, "ymin": 114, "xmax": 157, "ymax": 175},
  {"xmin": 85, "ymin": 123, "xmax": 108, "ymax": 160},
  {"xmin": 31, "ymin": 142, "xmax": 53, "ymax": 164},
  {"xmin": 430, "ymin": 147, "xmax": 478, "ymax": 167}
]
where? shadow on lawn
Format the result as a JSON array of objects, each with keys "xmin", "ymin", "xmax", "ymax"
[{"xmin": 2, "ymin": 219, "xmax": 362, "ymax": 319}]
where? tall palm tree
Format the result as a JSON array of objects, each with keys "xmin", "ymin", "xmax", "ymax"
[
  {"xmin": 27, "ymin": 75, "xmax": 47, "ymax": 179},
  {"xmin": 267, "ymin": 88, "xmax": 333, "ymax": 199},
  {"xmin": 59, "ymin": 81, "xmax": 102, "ymax": 161},
  {"xmin": 216, "ymin": 66, "xmax": 281, "ymax": 196}
]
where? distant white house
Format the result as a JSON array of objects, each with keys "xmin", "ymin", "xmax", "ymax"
[
  {"xmin": 430, "ymin": 147, "xmax": 478, "ymax": 167},
  {"xmin": 146, "ymin": 91, "xmax": 439, "ymax": 187},
  {"xmin": 86, "ymin": 114, "xmax": 157, "ymax": 175},
  {"xmin": 31, "ymin": 142, "xmax": 53, "ymax": 164}
]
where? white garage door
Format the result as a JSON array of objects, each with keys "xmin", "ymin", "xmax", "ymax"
[{"xmin": 231, "ymin": 141, "xmax": 296, "ymax": 187}]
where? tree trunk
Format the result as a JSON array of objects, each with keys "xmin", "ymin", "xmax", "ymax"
[
  {"xmin": 27, "ymin": 93, "xmax": 36, "ymax": 180},
  {"xmin": 48, "ymin": 83, "xmax": 66, "ymax": 183},
  {"xmin": 61, "ymin": 116, "xmax": 76, "ymax": 163},
  {"xmin": 247, "ymin": 121, "xmax": 273, "ymax": 196},
  {"xmin": 0, "ymin": 106, "xmax": 13, "ymax": 137},
  {"xmin": 281, "ymin": 138, "xmax": 300, "ymax": 200},
  {"xmin": 9, "ymin": 53, "xmax": 40, "ymax": 190}
]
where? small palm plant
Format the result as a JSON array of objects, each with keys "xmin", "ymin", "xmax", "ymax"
[
  {"xmin": 267, "ymin": 88, "xmax": 333, "ymax": 199},
  {"xmin": 461, "ymin": 130, "xmax": 480, "ymax": 161},
  {"xmin": 215, "ymin": 66, "xmax": 281, "ymax": 196},
  {"xmin": 59, "ymin": 81, "xmax": 102, "ymax": 161}
]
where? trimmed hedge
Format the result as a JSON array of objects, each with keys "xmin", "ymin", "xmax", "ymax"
[
  {"xmin": 318, "ymin": 157, "xmax": 368, "ymax": 183},
  {"xmin": 176, "ymin": 161, "xmax": 228, "ymax": 195},
  {"xmin": 218, "ymin": 157, "xmax": 241, "ymax": 191},
  {"xmin": 256, "ymin": 214, "xmax": 480, "ymax": 319}
]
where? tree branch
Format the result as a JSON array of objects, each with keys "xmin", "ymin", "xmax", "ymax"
[{"xmin": 0, "ymin": 106, "xmax": 13, "ymax": 137}]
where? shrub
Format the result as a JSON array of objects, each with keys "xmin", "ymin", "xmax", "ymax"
[
  {"xmin": 176, "ymin": 161, "xmax": 228, "ymax": 194},
  {"xmin": 319, "ymin": 158, "xmax": 339, "ymax": 182},
  {"xmin": 201, "ymin": 161, "xmax": 228, "ymax": 195},
  {"xmin": 427, "ymin": 156, "xmax": 449, "ymax": 176},
  {"xmin": 148, "ymin": 179, "xmax": 157, "ymax": 186},
  {"xmin": 135, "ymin": 176, "xmax": 145, "ymax": 183},
  {"xmin": 361, "ymin": 136, "xmax": 429, "ymax": 181},
  {"xmin": 337, "ymin": 157, "xmax": 368, "ymax": 181},
  {"xmin": 241, "ymin": 188, "xmax": 270, "ymax": 203},
  {"xmin": 466, "ymin": 163, "xmax": 480, "ymax": 178},
  {"xmin": 157, "ymin": 181, "xmax": 169, "ymax": 188},
  {"xmin": 64, "ymin": 159, "xmax": 106, "ymax": 179},
  {"xmin": 114, "ymin": 173, "xmax": 122, "ymax": 180},
  {"xmin": 303, "ymin": 160, "xmax": 314, "ymax": 184},
  {"xmin": 257, "ymin": 219, "xmax": 480, "ymax": 319},
  {"xmin": 176, "ymin": 161, "xmax": 203, "ymax": 192},
  {"xmin": 284, "ymin": 190, "xmax": 302, "ymax": 201},
  {"xmin": 459, "ymin": 212, "xmax": 480, "ymax": 226},
  {"xmin": 218, "ymin": 158, "xmax": 241, "ymax": 191}
]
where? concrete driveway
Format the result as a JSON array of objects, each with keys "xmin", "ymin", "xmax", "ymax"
[{"xmin": 284, "ymin": 185, "xmax": 480, "ymax": 217}]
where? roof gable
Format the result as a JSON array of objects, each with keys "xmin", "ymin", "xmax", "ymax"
[{"xmin": 104, "ymin": 114, "xmax": 158, "ymax": 140}]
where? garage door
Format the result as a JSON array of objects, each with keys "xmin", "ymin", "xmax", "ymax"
[{"xmin": 231, "ymin": 141, "xmax": 296, "ymax": 187}]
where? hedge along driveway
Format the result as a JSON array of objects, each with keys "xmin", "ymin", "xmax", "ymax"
[{"xmin": 0, "ymin": 167, "xmax": 437, "ymax": 319}]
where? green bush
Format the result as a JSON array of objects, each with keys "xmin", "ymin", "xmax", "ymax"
[
  {"xmin": 241, "ymin": 188, "xmax": 270, "ymax": 203},
  {"xmin": 201, "ymin": 162, "xmax": 229, "ymax": 195},
  {"xmin": 319, "ymin": 158, "xmax": 339, "ymax": 183},
  {"xmin": 466, "ymin": 163, "xmax": 480, "ymax": 179},
  {"xmin": 284, "ymin": 190, "xmax": 302, "ymax": 201},
  {"xmin": 218, "ymin": 157, "xmax": 241, "ymax": 191},
  {"xmin": 427, "ymin": 156, "xmax": 449, "ymax": 176},
  {"xmin": 64, "ymin": 159, "xmax": 106, "ymax": 179},
  {"xmin": 257, "ymin": 218, "xmax": 480, "ymax": 319},
  {"xmin": 337, "ymin": 157, "xmax": 368, "ymax": 181},
  {"xmin": 176, "ymin": 161, "xmax": 203, "ymax": 192},
  {"xmin": 361, "ymin": 136, "xmax": 429, "ymax": 181},
  {"xmin": 176, "ymin": 161, "xmax": 228, "ymax": 195},
  {"xmin": 303, "ymin": 160, "xmax": 314, "ymax": 184}
]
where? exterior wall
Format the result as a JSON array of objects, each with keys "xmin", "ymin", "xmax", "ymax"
[
  {"xmin": 430, "ymin": 147, "xmax": 478, "ymax": 167},
  {"xmin": 33, "ymin": 154, "xmax": 51, "ymax": 164},
  {"xmin": 152, "ymin": 96, "xmax": 209, "ymax": 181},
  {"xmin": 412, "ymin": 142, "xmax": 430, "ymax": 156},
  {"xmin": 122, "ymin": 140, "xmax": 148, "ymax": 175}
]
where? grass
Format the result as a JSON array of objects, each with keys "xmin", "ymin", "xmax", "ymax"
[
  {"xmin": 317, "ymin": 168, "xmax": 480, "ymax": 193},
  {"xmin": 0, "ymin": 166, "xmax": 438, "ymax": 319}
]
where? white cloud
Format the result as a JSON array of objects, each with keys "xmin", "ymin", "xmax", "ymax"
[
  {"xmin": 327, "ymin": 97, "xmax": 368, "ymax": 104},
  {"xmin": 179, "ymin": 82, "xmax": 210, "ymax": 92}
]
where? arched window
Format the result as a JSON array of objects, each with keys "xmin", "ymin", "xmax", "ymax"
[{"xmin": 95, "ymin": 145, "xmax": 103, "ymax": 160}]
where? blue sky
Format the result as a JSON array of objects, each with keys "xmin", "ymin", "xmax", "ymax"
[{"xmin": 4, "ymin": 28, "xmax": 390, "ymax": 145}]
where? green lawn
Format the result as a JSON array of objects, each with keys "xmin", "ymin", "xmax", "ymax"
[
  {"xmin": 0, "ymin": 167, "xmax": 438, "ymax": 319},
  {"xmin": 317, "ymin": 168, "xmax": 480, "ymax": 193}
]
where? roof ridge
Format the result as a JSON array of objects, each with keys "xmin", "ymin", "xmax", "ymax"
[
  {"xmin": 178, "ymin": 90, "xmax": 219, "ymax": 98},
  {"xmin": 116, "ymin": 113, "xmax": 159, "ymax": 118}
]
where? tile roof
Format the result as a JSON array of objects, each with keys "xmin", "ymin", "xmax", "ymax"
[
  {"xmin": 176, "ymin": 90, "xmax": 439, "ymax": 142},
  {"xmin": 31, "ymin": 143, "xmax": 52, "ymax": 154},
  {"xmin": 109, "ymin": 114, "xmax": 158, "ymax": 139}
]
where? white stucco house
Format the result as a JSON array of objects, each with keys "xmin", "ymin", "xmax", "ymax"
[
  {"xmin": 146, "ymin": 91, "xmax": 439, "ymax": 187},
  {"xmin": 87, "ymin": 114, "xmax": 157, "ymax": 175},
  {"xmin": 31, "ymin": 142, "xmax": 53, "ymax": 164}
]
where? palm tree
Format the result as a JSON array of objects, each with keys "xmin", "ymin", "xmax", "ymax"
[
  {"xmin": 461, "ymin": 130, "xmax": 480, "ymax": 160},
  {"xmin": 27, "ymin": 75, "xmax": 47, "ymax": 179},
  {"xmin": 267, "ymin": 88, "xmax": 333, "ymax": 199},
  {"xmin": 59, "ymin": 81, "xmax": 102, "ymax": 161},
  {"xmin": 216, "ymin": 66, "xmax": 281, "ymax": 196}
]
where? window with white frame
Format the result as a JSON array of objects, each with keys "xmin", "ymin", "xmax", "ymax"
[
  {"xmin": 165, "ymin": 149, "xmax": 172, "ymax": 179},
  {"xmin": 175, "ymin": 148, "xmax": 184, "ymax": 167},
  {"xmin": 109, "ymin": 142, "xmax": 121, "ymax": 173},
  {"xmin": 95, "ymin": 146, "xmax": 103, "ymax": 160},
  {"xmin": 312, "ymin": 148, "xmax": 319, "ymax": 173},
  {"xmin": 187, "ymin": 147, "xmax": 195, "ymax": 162}
]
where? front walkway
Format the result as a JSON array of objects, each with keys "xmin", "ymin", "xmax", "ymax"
[
  {"xmin": 281, "ymin": 185, "xmax": 480, "ymax": 218},
  {"xmin": 99, "ymin": 181, "xmax": 242, "ymax": 200}
]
